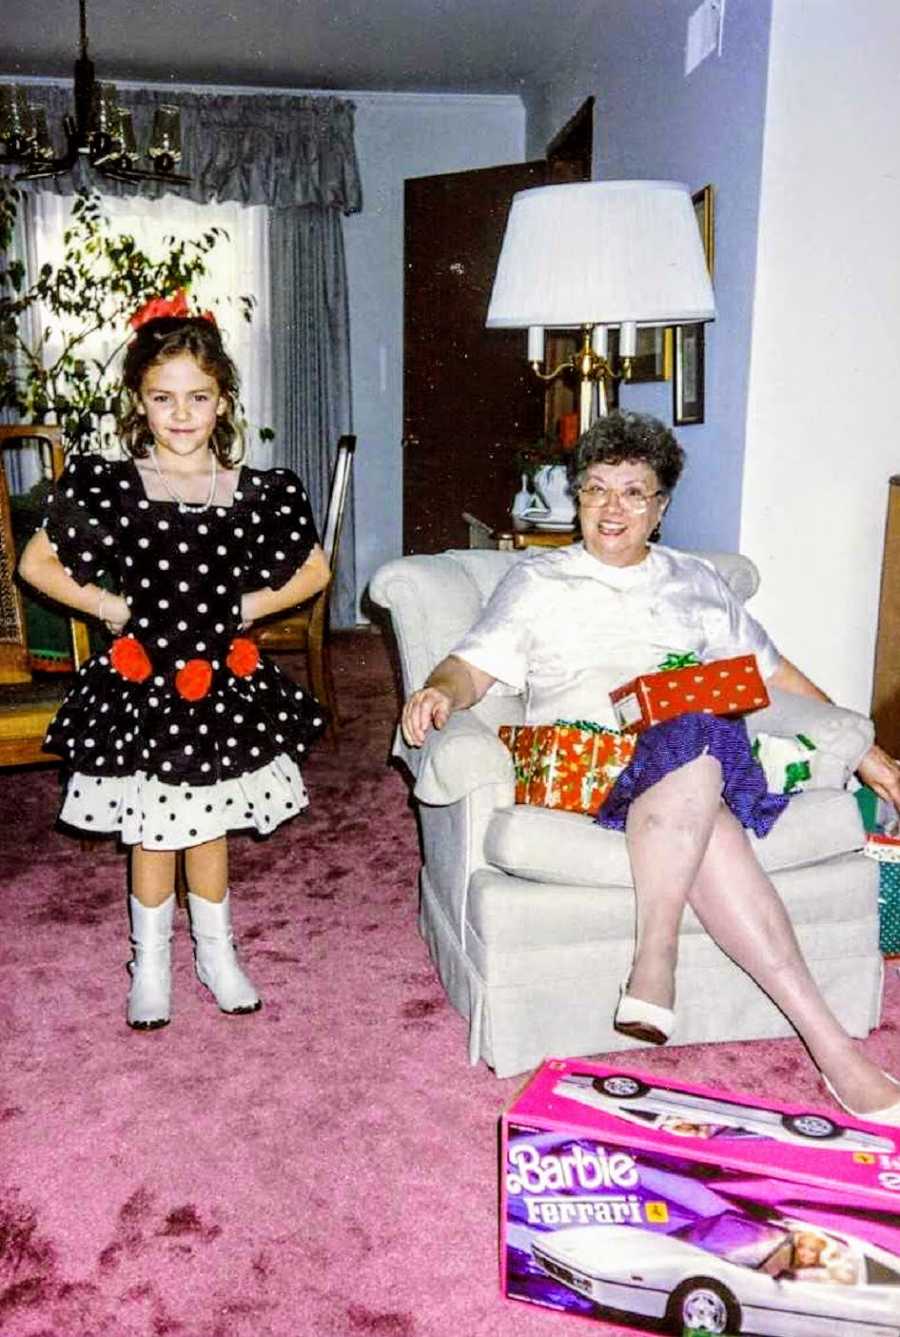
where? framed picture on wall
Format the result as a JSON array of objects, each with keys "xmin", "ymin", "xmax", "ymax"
[
  {"xmin": 673, "ymin": 184, "xmax": 715, "ymax": 425},
  {"xmin": 627, "ymin": 326, "xmax": 673, "ymax": 383},
  {"xmin": 673, "ymin": 323, "xmax": 705, "ymax": 424},
  {"xmin": 608, "ymin": 325, "xmax": 671, "ymax": 386}
]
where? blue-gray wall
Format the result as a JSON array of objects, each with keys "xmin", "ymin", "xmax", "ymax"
[
  {"xmin": 343, "ymin": 93, "xmax": 525, "ymax": 615},
  {"xmin": 526, "ymin": 0, "xmax": 773, "ymax": 553}
]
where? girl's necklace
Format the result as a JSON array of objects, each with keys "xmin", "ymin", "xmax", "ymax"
[{"xmin": 148, "ymin": 446, "xmax": 218, "ymax": 514}]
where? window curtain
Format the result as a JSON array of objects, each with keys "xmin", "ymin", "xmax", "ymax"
[
  {"xmin": 18, "ymin": 87, "xmax": 362, "ymax": 623},
  {"xmin": 1, "ymin": 194, "xmax": 42, "ymax": 492},
  {"xmin": 17, "ymin": 89, "xmax": 362, "ymax": 211},
  {"xmin": 269, "ymin": 206, "xmax": 354, "ymax": 627}
]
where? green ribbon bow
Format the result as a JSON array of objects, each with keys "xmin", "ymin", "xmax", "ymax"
[
  {"xmin": 555, "ymin": 719, "xmax": 620, "ymax": 736},
  {"xmin": 657, "ymin": 652, "xmax": 701, "ymax": 671},
  {"xmin": 784, "ymin": 760, "xmax": 812, "ymax": 792}
]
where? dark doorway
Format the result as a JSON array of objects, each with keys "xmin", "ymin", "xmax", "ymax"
[{"xmin": 401, "ymin": 104, "xmax": 596, "ymax": 554}]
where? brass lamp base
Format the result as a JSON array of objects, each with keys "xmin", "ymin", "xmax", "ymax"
[{"xmin": 530, "ymin": 324, "xmax": 631, "ymax": 432}]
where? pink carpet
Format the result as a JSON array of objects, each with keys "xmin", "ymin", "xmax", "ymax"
[{"xmin": 2, "ymin": 629, "xmax": 898, "ymax": 1337}]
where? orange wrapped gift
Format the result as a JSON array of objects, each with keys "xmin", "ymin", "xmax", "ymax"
[
  {"xmin": 610, "ymin": 652, "xmax": 770, "ymax": 734},
  {"xmin": 498, "ymin": 722, "xmax": 636, "ymax": 816}
]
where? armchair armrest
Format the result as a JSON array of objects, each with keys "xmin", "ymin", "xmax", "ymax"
[
  {"xmin": 746, "ymin": 688, "xmax": 874, "ymax": 782},
  {"xmin": 413, "ymin": 710, "xmax": 514, "ymax": 806}
]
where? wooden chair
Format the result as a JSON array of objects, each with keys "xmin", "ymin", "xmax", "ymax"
[
  {"xmin": 251, "ymin": 435, "xmax": 356, "ymax": 737},
  {"xmin": 0, "ymin": 425, "xmax": 90, "ymax": 767}
]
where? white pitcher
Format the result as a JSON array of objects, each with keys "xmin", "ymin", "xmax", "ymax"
[
  {"xmin": 511, "ymin": 472, "xmax": 533, "ymax": 519},
  {"xmin": 532, "ymin": 464, "xmax": 575, "ymax": 522}
]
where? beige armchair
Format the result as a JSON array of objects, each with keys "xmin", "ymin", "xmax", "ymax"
[{"xmin": 370, "ymin": 548, "xmax": 883, "ymax": 1079}]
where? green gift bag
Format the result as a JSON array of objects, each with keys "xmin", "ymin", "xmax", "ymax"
[
  {"xmin": 879, "ymin": 863, "xmax": 900, "ymax": 955},
  {"xmin": 860, "ymin": 788, "xmax": 900, "ymax": 954},
  {"xmin": 855, "ymin": 785, "xmax": 880, "ymax": 832}
]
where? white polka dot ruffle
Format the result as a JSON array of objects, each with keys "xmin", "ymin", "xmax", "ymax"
[{"xmin": 59, "ymin": 755, "xmax": 308, "ymax": 849}]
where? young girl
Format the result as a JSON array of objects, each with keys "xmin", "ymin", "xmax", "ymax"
[{"xmin": 18, "ymin": 311, "xmax": 331, "ymax": 1030}]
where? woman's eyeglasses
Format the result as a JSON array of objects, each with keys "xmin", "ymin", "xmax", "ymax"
[{"xmin": 577, "ymin": 483, "xmax": 664, "ymax": 514}]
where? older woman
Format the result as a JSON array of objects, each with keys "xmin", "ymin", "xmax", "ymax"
[{"xmin": 402, "ymin": 411, "xmax": 900, "ymax": 1124}]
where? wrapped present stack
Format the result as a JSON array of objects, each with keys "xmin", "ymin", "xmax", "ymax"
[
  {"xmin": 610, "ymin": 652, "xmax": 769, "ymax": 734},
  {"xmin": 498, "ymin": 721, "xmax": 636, "ymax": 817}
]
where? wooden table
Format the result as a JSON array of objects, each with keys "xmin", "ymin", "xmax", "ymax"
[{"xmin": 462, "ymin": 511, "xmax": 576, "ymax": 551}]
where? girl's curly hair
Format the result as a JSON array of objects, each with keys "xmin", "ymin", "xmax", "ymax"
[
  {"xmin": 571, "ymin": 410, "xmax": 685, "ymax": 493},
  {"xmin": 117, "ymin": 316, "xmax": 243, "ymax": 467}
]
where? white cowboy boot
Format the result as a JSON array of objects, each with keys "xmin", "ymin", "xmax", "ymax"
[
  {"xmin": 187, "ymin": 891, "xmax": 261, "ymax": 1014},
  {"xmin": 127, "ymin": 894, "xmax": 174, "ymax": 1030}
]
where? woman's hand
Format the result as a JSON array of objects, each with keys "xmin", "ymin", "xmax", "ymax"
[
  {"xmin": 857, "ymin": 743, "xmax": 900, "ymax": 814},
  {"xmin": 401, "ymin": 687, "xmax": 454, "ymax": 747},
  {"xmin": 399, "ymin": 655, "xmax": 497, "ymax": 748}
]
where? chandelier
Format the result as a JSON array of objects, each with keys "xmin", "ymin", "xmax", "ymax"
[{"xmin": 0, "ymin": 0, "xmax": 189, "ymax": 186}]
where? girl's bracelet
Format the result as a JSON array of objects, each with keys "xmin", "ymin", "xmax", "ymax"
[{"xmin": 97, "ymin": 589, "xmax": 110, "ymax": 623}]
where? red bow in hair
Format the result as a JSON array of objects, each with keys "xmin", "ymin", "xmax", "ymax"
[{"xmin": 130, "ymin": 289, "xmax": 217, "ymax": 332}]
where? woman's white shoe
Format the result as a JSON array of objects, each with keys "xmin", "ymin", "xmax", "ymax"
[
  {"xmin": 822, "ymin": 1072, "xmax": 900, "ymax": 1127},
  {"xmin": 187, "ymin": 891, "xmax": 261, "ymax": 1015},
  {"xmin": 127, "ymin": 893, "xmax": 174, "ymax": 1030},
  {"xmin": 613, "ymin": 984, "xmax": 674, "ymax": 1045}
]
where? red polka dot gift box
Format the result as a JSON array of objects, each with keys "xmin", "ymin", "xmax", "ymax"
[{"xmin": 610, "ymin": 653, "xmax": 770, "ymax": 734}]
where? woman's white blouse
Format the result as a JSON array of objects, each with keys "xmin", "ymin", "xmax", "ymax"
[{"xmin": 452, "ymin": 543, "xmax": 781, "ymax": 729}]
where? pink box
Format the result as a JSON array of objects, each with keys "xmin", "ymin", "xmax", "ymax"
[{"xmin": 501, "ymin": 1057, "xmax": 900, "ymax": 1336}]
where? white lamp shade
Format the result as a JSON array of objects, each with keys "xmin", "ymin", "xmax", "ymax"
[{"xmin": 486, "ymin": 180, "xmax": 715, "ymax": 329}]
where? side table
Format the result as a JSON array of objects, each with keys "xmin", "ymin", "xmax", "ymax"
[{"xmin": 462, "ymin": 511, "xmax": 576, "ymax": 551}]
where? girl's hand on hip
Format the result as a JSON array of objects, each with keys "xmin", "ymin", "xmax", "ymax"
[
  {"xmin": 101, "ymin": 592, "xmax": 131, "ymax": 636},
  {"xmin": 239, "ymin": 592, "xmax": 259, "ymax": 628}
]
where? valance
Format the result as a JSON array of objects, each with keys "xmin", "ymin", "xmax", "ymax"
[{"xmin": 17, "ymin": 86, "xmax": 362, "ymax": 213}]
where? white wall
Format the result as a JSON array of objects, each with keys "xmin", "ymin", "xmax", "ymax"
[
  {"xmin": 343, "ymin": 93, "xmax": 525, "ymax": 616},
  {"xmin": 741, "ymin": 0, "xmax": 900, "ymax": 710},
  {"xmin": 522, "ymin": 0, "xmax": 773, "ymax": 554}
]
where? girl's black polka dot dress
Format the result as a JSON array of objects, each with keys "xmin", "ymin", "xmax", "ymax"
[{"xmin": 43, "ymin": 456, "xmax": 327, "ymax": 848}]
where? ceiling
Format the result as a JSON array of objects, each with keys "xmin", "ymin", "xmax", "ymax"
[{"xmin": 2, "ymin": 0, "xmax": 574, "ymax": 97}]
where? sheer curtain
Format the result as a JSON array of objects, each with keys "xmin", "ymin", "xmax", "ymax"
[{"xmin": 30, "ymin": 193, "xmax": 274, "ymax": 466}]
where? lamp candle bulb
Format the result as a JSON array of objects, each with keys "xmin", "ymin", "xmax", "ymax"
[
  {"xmin": 591, "ymin": 324, "xmax": 609, "ymax": 358},
  {"xmin": 619, "ymin": 321, "xmax": 637, "ymax": 358},
  {"xmin": 527, "ymin": 325, "xmax": 544, "ymax": 363}
]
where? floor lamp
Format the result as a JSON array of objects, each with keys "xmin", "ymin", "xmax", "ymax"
[{"xmin": 486, "ymin": 180, "xmax": 716, "ymax": 432}]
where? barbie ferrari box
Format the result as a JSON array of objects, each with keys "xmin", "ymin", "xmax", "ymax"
[{"xmin": 501, "ymin": 1058, "xmax": 900, "ymax": 1337}]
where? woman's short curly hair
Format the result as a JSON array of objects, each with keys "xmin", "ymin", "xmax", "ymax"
[
  {"xmin": 571, "ymin": 411, "xmax": 685, "ymax": 494},
  {"xmin": 117, "ymin": 315, "xmax": 243, "ymax": 467}
]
